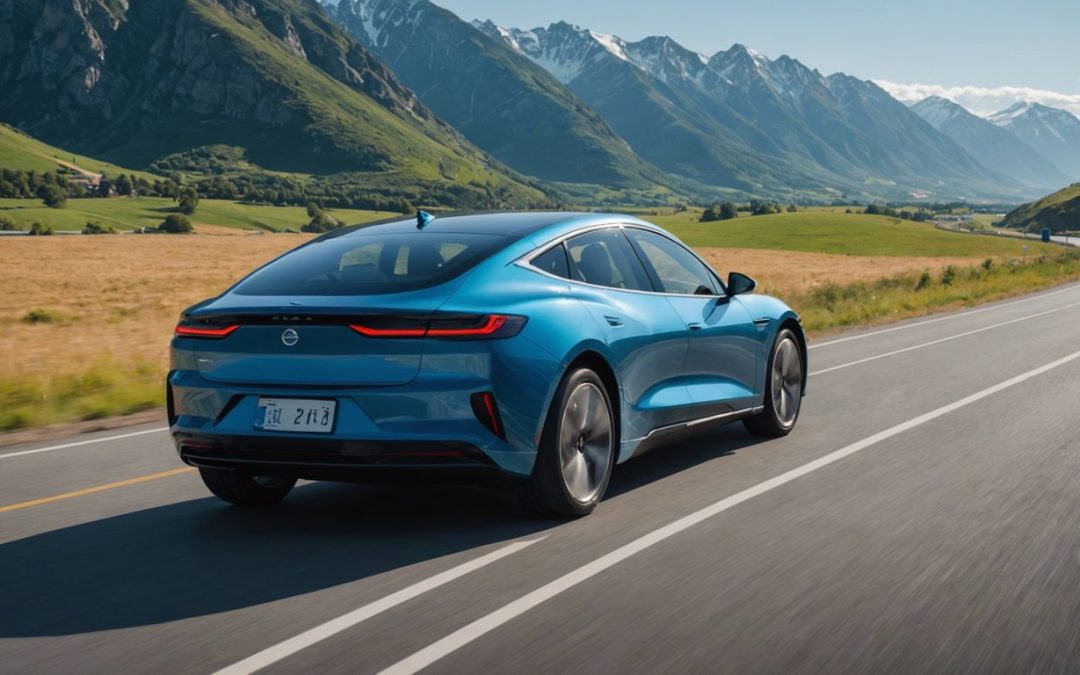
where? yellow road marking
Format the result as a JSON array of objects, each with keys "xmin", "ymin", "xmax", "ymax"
[{"xmin": 0, "ymin": 467, "xmax": 195, "ymax": 513}]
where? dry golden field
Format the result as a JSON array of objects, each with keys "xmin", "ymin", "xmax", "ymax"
[{"xmin": 2, "ymin": 233, "xmax": 1076, "ymax": 431}]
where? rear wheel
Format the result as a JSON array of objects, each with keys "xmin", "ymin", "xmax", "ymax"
[
  {"xmin": 525, "ymin": 367, "xmax": 616, "ymax": 518},
  {"xmin": 199, "ymin": 468, "xmax": 296, "ymax": 506},
  {"xmin": 744, "ymin": 328, "xmax": 803, "ymax": 438}
]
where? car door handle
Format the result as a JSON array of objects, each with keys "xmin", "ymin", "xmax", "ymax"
[
  {"xmin": 687, "ymin": 322, "xmax": 703, "ymax": 331},
  {"xmin": 604, "ymin": 315, "xmax": 624, "ymax": 327}
]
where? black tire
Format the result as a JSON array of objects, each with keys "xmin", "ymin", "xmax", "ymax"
[
  {"xmin": 199, "ymin": 468, "xmax": 296, "ymax": 506},
  {"xmin": 524, "ymin": 367, "xmax": 616, "ymax": 518},
  {"xmin": 744, "ymin": 328, "xmax": 804, "ymax": 438}
]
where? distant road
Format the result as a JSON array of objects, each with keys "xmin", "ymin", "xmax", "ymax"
[
  {"xmin": 936, "ymin": 219, "xmax": 1080, "ymax": 247},
  {"xmin": 3, "ymin": 282, "xmax": 1080, "ymax": 673}
]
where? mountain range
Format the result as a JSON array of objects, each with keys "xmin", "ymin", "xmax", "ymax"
[
  {"xmin": 911, "ymin": 97, "xmax": 1069, "ymax": 190},
  {"xmin": 469, "ymin": 17, "xmax": 1042, "ymax": 201},
  {"xmin": 1, "ymin": 0, "xmax": 1075, "ymax": 207},
  {"xmin": 987, "ymin": 102, "xmax": 1080, "ymax": 180}
]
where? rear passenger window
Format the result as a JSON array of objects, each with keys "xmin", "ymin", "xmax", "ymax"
[
  {"xmin": 530, "ymin": 244, "xmax": 570, "ymax": 279},
  {"xmin": 565, "ymin": 228, "xmax": 653, "ymax": 292}
]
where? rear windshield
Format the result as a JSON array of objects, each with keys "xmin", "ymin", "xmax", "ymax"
[{"xmin": 232, "ymin": 232, "xmax": 513, "ymax": 296}]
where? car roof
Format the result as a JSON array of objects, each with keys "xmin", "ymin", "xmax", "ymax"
[{"xmin": 321, "ymin": 211, "xmax": 649, "ymax": 241}]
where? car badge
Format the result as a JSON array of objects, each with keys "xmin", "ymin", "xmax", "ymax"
[{"xmin": 281, "ymin": 328, "xmax": 300, "ymax": 347}]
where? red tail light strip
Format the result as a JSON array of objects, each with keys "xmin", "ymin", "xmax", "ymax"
[
  {"xmin": 174, "ymin": 324, "xmax": 240, "ymax": 338},
  {"xmin": 349, "ymin": 315, "xmax": 512, "ymax": 338},
  {"xmin": 348, "ymin": 325, "xmax": 427, "ymax": 337},
  {"xmin": 427, "ymin": 315, "xmax": 508, "ymax": 336}
]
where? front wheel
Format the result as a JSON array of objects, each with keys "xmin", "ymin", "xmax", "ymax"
[
  {"xmin": 199, "ymin": 468, "xmax": 297, "ymax": 506},
  {"xmin": 744, "ymin": 328, "xmax": 804, "ymax": 438},
  {"xmin": 525, "ymin": 367, "xmax": 616, "ymax": 518}
]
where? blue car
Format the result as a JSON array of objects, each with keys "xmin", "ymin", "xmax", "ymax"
[{"xmin": 169, "ymin": 212, "xmax": 806, "ymax": 516}]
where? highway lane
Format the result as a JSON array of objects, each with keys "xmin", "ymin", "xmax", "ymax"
[{"xmin": 1, "ymin": 281, "xmax": 1079, "ymax": 673}]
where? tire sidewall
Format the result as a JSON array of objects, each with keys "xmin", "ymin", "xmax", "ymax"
[
  {"xmin": 536, "ymin": 367, "xmax": 616, "ymax": 516},
  {"xmin": 766, "ymin": 328, "xmax": 802, "ymax": 432}
]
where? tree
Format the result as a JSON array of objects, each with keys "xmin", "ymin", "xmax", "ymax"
[
  {"xmin": 29, "ymin": 222, "xmax": 53, "ymax": 236},
  {"xmin": 786, "ymin": 204, "xmax": 797, "ymax": 212},
  {"xmin": 864, "ymin": 203, "xmax": 881, "ymax": 215},
  {"xmin": 115, "ymin": 174, "xmax": 133, "ymax": 196},
  {"xmin": 159, "ymin": 214, "xmax": 193, "ymax": 233},
  {"xmin": 700, "ymin": 204, "xmax": 720, "ymax": 222},
  {"xmin": 301, "ymin": 206, "xmax": 341, "ymax": 233},
  {"xmin": 719, "ymin": 202, "xmax": 737, "ymax": 220},
  {"xmin": 40, "ymin": 185, "xmax": 68, "ymax": 208},
  {"xmin": 177, "ymin": 187, "xmax": 199, "ymax": 215}
]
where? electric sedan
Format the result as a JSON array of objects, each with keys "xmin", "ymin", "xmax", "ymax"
[{"xmin": 169, "ymin": 212, "xmax": 806, "ymax": 516}]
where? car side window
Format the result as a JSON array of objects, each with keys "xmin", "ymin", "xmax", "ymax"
[
  {"xmin": 530, "ymin": 244, "xmax": 571, "ymax": 279},
  {"xmin": 565, "ymin": 228, "xmax": 653, "ymax": 291},
  {"xmin": 624, "ymin": 228, "xmax": 719, "ymax": 295}
]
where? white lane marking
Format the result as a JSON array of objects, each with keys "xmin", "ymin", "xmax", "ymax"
[
  {"xmin": 809, "ymin": 300, "xmax": 1080, "ymax": 377},
  {"xmin": 0, "ymin": 427, "xmax": 170, "ymax": 460},
  {"xmin": 808, "ymin": 283, "xmax": 1080, "ymax": 350},
  {"xmin": 215, "ymin": 537, "xmax": 547, "ymax": 675},
  {"xmin": 379, "ymin": 349, "xmax": 1080, "ymax": 675}
]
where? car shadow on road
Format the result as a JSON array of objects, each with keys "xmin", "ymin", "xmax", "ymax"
[{"xmin": 0, "ymin": 425, "xmax": 761, "ymax": 638}]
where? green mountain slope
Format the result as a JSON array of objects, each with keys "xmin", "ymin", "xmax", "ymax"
[
  {"xmin": 0, "ymin": 0, "xmax": 549, "ymax": 208},
  {"xmin": 1000, "ymin": 183, "xmax": 1080, "ymax": 232},
  {"xmin": 329, "ymin": 0, "xmax": 671, "ymax": 189},
  {"xmin": 0, "ymin": 124, "xmax": 161, "ymax": 181}
]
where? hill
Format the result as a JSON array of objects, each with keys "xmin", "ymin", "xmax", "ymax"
[
  {"xmin": 0, "ymin": 0, "xmax": 549, "ymax": 209},
  {"xmin": 0, "ymin": 124, "xmax": 161, "ymax": 182},
  {"xmin": 653, "ymin": 210, "xmax": 1058, "ymax": 257},
  {"xmin": 999, "ymin": 183, "xmax": 1080, "ymax": 233}
]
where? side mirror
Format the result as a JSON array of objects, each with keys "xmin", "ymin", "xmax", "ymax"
[{"xmin": 726, "ymin": 272, "xmax": 757, "ymax": 296}]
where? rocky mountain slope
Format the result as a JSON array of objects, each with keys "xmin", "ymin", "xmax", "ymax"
[
  {"xmin": 988, "ymin": 102, "xmax": 1080, "ymax": 181},
  {"xmin": 327, "ymin": 0, "xmax": 674, "ymax": 190},
  {"xmin": 911, "ymin": 96, "xmax": 1068, "ymax": 191},
  {"xmin": 0, "ymin": 0, "xmax": 549, "ymax": 207}
]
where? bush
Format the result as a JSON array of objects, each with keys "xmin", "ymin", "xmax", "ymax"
[
  {"xmin": 82, "ymin": 221, "xmax": 117, "ymax": 235},
  {"xmin": 0, "ymin": 216, "xmax": 14, "ymax": 231},
  {"xmin": 302, "ymin": 207, "xmax": 342, "ymax": 233},
  {"xmin": 159, "ymin": 214, "xmax": 193, "ymax": 233},
  {"xmin": 981, "ymin": 258, "xmax": 994, "ymax": 272},
  {"xmin": 28, "ymin": 222, "xmax": 53, "ymax": 236},
  {"xmin": 22, "ymin": 308, "xmax": 60, "ymax": 324},
  {"xmin": 941, "ymin": 266, "xmax": 957, "ymax": 287},
  {"xmin": 40, "ymin": 185, "xmax": 68, "ymax": 208},
  {"xmin": 915, "ymin": 271, "xmax": 932, "ymax": 291}
]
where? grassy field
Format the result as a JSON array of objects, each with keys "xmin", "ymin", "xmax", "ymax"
[
  {"xmin": 0, "ymin": 124, "xmax": 162, "ymax": 181},
  {"xmin": 3, "ymin": 227, "xmax": 1079, "ymax": 432},
  {"xmin": 0, "ymin": 197, "xmax": 397, "ymax": 232},
  {"xmin": 654, "ymin": 210, "xmax": 1057, "ymax": 257}
]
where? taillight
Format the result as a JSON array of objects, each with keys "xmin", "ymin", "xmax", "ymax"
[
  {"xmin": 349, "ymin": 314, "xmax": 526, "ymax": 339},
  {"xmin": 174, "ymin": 324, "xmax": 239, "ymax": 338},
  {"xmin": 470, "ymin": 391, "xmax": 505, "ymax": 439}
]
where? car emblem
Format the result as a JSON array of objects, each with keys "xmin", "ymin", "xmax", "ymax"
[{"xmin": 281, "ymin": 328, "xmax": 300, "ymax": 347}]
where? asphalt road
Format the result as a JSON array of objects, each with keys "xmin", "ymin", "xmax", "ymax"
[{"xmin": 3, "ymin": 282, "xmax": 1080, "ymax": 674}]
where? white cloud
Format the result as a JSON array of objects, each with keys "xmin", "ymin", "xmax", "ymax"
[{"xmin": 875, "ymin": 80, "xmax": 1080, "ymax": 119}]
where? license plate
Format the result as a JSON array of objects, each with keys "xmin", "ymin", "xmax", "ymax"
[{"xmin": 255, "ymin": 398, "xmax": 336, "ymax": 434}]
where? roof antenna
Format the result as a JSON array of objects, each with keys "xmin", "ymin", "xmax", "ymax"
[{"xmin": 416, "ymin": 210, "xmax": 435, "ymax": 229}]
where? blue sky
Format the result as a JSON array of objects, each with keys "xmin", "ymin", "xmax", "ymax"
[{"xmin": 435, "ymin": 0, "xmax": 1080, "ymax": 114}]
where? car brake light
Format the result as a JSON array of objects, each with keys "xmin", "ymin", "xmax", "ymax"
[
  {"xmin": 349, "ymin": 314, "xmax": 525, "ymax": 339},
  {"xmin": 174, "ymin": 324, "xmax": 240, "ymax": 338}
]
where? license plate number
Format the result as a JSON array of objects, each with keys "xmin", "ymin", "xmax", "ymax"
[{"xmin": 255, "ymin": 398, "xmax": 336, "ymax": 434}]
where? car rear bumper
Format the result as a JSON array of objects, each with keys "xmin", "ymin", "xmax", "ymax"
[
  {"xmin": 167, "ymin": 369, "xmax": 540, "ymax": 478},
  {"xmin": 175, "ymin": 432, "xmax": 519, "ymax": 485}
]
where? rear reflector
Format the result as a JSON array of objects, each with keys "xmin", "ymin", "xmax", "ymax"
[
  {"xmin": 174, "ymin": 324, "xmax": 239, "ymax": 338},
  {"xmin": 470, "ymin": 391, "xmax": 505, "ymax": 439}
]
